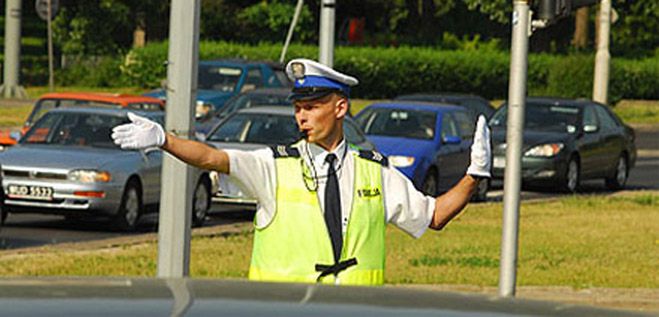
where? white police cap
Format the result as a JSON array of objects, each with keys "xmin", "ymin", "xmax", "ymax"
[{"xmin": 286, "ymin": 58, "xmax": 359, "ymax": 101}]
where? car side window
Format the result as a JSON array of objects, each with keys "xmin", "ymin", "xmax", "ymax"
[
  {"xmin": 593, "ymin": 105, "xmax": 619, "ymax": 131},
  {"xmin": 583, "ymin": 105, "xmax": 598, "ymax": 128},
  {"xmin": 441, "ymin": 114, "xmax": 459, "ymax": 140},
  {"xmin": 453, "ymin": 111, "xmax": 474, "ymax": 140},
  {"xmin": 27, "ymin": 99, "xmax": 58, "ymax": 126},
  {"xmin": 243, "ymin": 68, "xmax": 263, "ymax": 92}
]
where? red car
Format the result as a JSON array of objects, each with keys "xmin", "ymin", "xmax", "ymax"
[{"xmin": 0, "ymin": 92, "xmax": 164, "ymax": 149}]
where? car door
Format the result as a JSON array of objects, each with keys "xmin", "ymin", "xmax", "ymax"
[
  {"xmin": 593, "ymin": 104, "xmax": 624, "ymax": 176},
  {"xmin": 578, "ymin": 104, "xmax": 604, "ymax": 178},
  {"xmin": 435, "ymin": 113, "xmax": 464, "ymax": 192},
  {"xmin": 452, "ymin": 110, "xmax": 474, "ymax": 178}
]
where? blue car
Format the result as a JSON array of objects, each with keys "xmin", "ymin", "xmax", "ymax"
[
  {"xmin": 144, "ymin": 59, "xmax": 290, "ymax": 113},
  {"xmin": 355, "ymin": 102, "xmax": 488, "ymax": 200}
]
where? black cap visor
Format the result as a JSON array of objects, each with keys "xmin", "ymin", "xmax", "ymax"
[{"xmin": 288, "ymin": 87, "xmax": 343, "ymax": 102}]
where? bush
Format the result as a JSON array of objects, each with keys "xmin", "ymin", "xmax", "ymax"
[
  {"xmin": 68, "ymin": 41, "xmax": 659, "ymax": 101},
  {"xmin": 57, "ymin": 56, "xmax": 124, "ymax": 87}
]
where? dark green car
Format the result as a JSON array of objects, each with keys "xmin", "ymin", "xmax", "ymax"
[{"xmin": 489, "ymin": 98, "xmax": 636, "ymax": 192}]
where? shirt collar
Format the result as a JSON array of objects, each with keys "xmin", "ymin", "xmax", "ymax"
[{"xmin": 306, "ymin": 137, "xmax": 347, "ymax": 169}]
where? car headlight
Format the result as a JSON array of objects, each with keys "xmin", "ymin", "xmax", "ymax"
[
  {"xmin": 524, "ymin": 143, "xmax": 564, "ymax": 157},
  {"xmin": 68, "ymin": 170, "xmax": 112, "ymax": 183},
  {"xmin": 389, "ymin": 155, "xmax": 415, "ymax": 167},
  {"xmin": 0, "ymin": 144, "xmax": 4, "ymax": 152}
]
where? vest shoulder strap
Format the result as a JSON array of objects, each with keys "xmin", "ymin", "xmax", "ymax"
[
  {"xmin": 357, "ymin": 150, "xmax": 388, "ymax": 167},
  {"xmin": 271, "ymin": 145, "xmax": 301, "ymax": 158}
]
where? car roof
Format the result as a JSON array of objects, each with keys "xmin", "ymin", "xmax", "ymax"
[
  {"xmin": 396, "ymin": 93, "xmax": 489, "ymax": 101},
  {"xmin": 242, "ymin": 88, "xmax": 291, "ymax": 96},
  {"xmin": 48, "ymin": 106, "xmax": 163, "ymax": 118},
  {"xmin": 38, "ymin": 92, "xmax": 165, "ymax": 106},
  {"xmin": 236, "ymin": 106, "xmax": 294, "ymax": 115},
  {"xmin": 199, "ymin": 59, "xmax": 282, "ymax": 68},
  {"xmin": 364, "ymin": 101, "xmax": 464, "ymax": 113},
  {"xmin": 500, "ymin": 97, "xmax": 593, "ymax": 106}
]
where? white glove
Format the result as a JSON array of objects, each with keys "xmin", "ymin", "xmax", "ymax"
[
  {"xmin": 466, "ymin": 115, "xmax": 492, "ymax": 178},
  {"xmin": 111, "ymin": 112, "xmax": 166, "ymax": 150}
]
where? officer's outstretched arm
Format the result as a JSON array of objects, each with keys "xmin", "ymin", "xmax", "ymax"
[
  {"xmin": 430, "ymin": 175, "xmax": 479, "ymax": 230},
  {"xmin": 112, "ymin": 112, "xmax": 229, "ymax": 174},
  {"xmin": 162, "ymin": 133, "xmax": 229, "ymax": 174},
  {"xmin": 429, "ymin": 116, "xmax": 491, "ymax": 230}
]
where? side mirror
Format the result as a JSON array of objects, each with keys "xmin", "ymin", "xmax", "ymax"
[
  {"xmin": 9, "ymin": 131, "xmax": 22, "ymax": 141},
  {"xmin": 442, "ymin": 135, "xmax": 461, "ymax": 144},
  {"xmin": 583, "ymin": 124, "xmax": 599, "ymax": 133}
]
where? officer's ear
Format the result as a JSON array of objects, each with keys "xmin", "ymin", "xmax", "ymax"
[{"xmin": 334, "ymin": 93, "xmax": 349, "ymax": 120}]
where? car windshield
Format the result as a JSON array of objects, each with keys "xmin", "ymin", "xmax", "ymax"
[
  {"xmin": 20, "ymin": 112, "xmax": 129, "ymax": 148},
  {"xmin": 207, "ymin": 113, "xmax": 299, "ymax": 145},
  {"xmin": 356, "ymin": 108, "xmax": 437, "ymax": 140},
  {"xmin": 198, "ymin": 65, "xmax": 243, "ymax": 92},
  {"xmin": 490, "ymin": 102, "xmax": 581, "ymax": 133},
  {"xmin": 218, "ymin": 93, "xmax": 290, "ymax": 118}
]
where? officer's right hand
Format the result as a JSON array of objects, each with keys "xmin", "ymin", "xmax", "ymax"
[
  {"xmin": 466, "ymin": 115, "xmax": 492, "ymax": 178},
  {"xmin": 111, "ymin": 112, "xmax": 166, "ymax": 150}
]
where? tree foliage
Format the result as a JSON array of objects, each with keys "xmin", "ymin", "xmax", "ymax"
[{"xmin": 44, "ymin": 0, "xmax": 659, "ymax": 58}]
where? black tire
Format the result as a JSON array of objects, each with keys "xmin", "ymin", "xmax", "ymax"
[
  {"xmin": 113, "ymin": 180, "xmax": 143, "ymax": 231},
  {"xmin": 605, "ymin": 155, "xmax": 628, "ymax": 190},
  {"xmin": 422, "ymin": 169, "xmax": 439, "ymax": 197},
  {"xmin": 562, "ymin": 157, "xmax": 580, "ymax": 193},
  {"xmin": 471, "ymin": 178, "xmax": 489, "ymax": 202},
  {"xmin": 192, "ymin": 177, "xmax": 211, "ymax": 227}
]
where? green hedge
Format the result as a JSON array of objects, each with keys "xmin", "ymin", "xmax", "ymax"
[{"xmin": 61, "ymin": 41, "xmax": 659, "ymax": 102}]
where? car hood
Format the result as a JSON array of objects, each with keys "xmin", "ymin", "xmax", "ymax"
[
  {"xmin": 491, "ymin": 128, "xmax": 572, "ymax": 151},
  {"xmin": 366, "ymin": 135, "xmax": 434, "ymax": 157},
  {"xmin": 0, "ymin": 145, "xmax": 129, "ymax": 170}
]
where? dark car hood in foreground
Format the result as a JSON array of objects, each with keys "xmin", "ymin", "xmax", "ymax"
[
  {"xmin": 0, "ymin": 277, "xmax": 646, "ymax": 317},
  {"xmin": 491, "ymin": 128, "xmax": 572, "ymax": 149},
  {"xmin": 0, "ymin": 145, "xmax": 129, "ymax": 170},
  {"xmin": 367, "ymin": 135, "xmax": 435, "ymax": 157}
]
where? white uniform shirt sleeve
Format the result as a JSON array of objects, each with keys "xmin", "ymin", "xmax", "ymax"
[
  {"xmin": 224, "ymin": 148, "xmax": 276, "ymax": 229},
  {"xmin": 383, "ymin": 164, "xmax": 435, "ymax": 238}
]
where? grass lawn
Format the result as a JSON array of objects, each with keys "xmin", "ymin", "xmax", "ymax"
[{"xmin": 1, "ymin": 192, "xmax": 657, "ymax": 289}]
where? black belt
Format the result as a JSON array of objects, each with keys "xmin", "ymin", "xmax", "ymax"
[{"xmin": 315, "ymin": 258, "xmax": 358, "ymax": 282}]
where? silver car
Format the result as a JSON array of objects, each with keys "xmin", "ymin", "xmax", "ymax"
[
  {"xmin": 0, "ymin": 107, "xmax": 212, "ymax": 230},
  {"xmin": 203, "ymin": 106, "xmax": 375, "ymax": 207}
]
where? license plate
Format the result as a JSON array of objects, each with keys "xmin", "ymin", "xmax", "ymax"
[
  {"xmin": 493, "ymin": 156, "xmax": 506, "ymax": 169},
  {"xmin": 7, "ymin": 184, "xmax": 54, "ymax": 201}
]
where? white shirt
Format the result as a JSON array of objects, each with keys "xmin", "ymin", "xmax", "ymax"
[{"xmin": 225, "ymin": 139, "xmax": 435, "ymax": 238}]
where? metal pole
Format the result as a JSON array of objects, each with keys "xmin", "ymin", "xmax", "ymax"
[
  {"xmin": 280, "ymin": 0, "xmax": 305, "ymax": 64},
  {"xmin": 593, "ymin": 0, "xmax": 611, "ymax": 104},
  {"xmin": 157, "ymin": 0, "xmax": 201, "ymax": 278},
  {"xmin": 1, "ymin": 0, "xmax": 27, "ymax": 98},
  {"xmin": 47, "ymin": 0, "xmax": 55, "ymax": 91},
  {"xmin": 498, "ymin": 0, "xmax": 529, "ymax": 298},
  {"xmin": 318, "ymin": 0, "xmax": 336, "ymax": 67}
]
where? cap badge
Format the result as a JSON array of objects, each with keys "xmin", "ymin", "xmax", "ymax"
[{"xmin": 291, "ymin": 62, "xmax": 306, "ymax": 79}]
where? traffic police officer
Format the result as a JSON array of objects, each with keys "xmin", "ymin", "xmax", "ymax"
[{"xmin": 111, "ymin": 58, "xmax": 492, "ymax": 286}]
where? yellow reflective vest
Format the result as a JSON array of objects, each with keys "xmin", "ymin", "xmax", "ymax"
[{"xmin": 249, "ymin": 145, "xmax": 386, "ymax": 285}]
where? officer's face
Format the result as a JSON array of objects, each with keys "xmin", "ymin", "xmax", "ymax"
[{"xmin": 294, "ymin": 93, "xmax": 348, "ymax": 149}]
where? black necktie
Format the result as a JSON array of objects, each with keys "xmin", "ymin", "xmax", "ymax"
[{"xmin": 324, "ymin": 153, "xmax": 342, "ymax": 263}]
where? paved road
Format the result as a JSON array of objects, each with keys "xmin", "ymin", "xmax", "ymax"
[{"xmin": 1, "ymin": 128, "xmax": 658, "ymax": 251}]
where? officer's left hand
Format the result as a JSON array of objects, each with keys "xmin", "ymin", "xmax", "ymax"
[{"xmin": 466, "ymin": 115, "xmax": 491, "ymax": 178}]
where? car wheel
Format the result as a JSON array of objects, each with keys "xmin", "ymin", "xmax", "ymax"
[
  {"xmin": 471, "ymin": 178, "xmax": 489, "ymax": 202},
  {"xmin": 605, "ymin": 155, "xmax": 628, "ymax": 190},
  {"xmin": 192, "ymin": 177, "xmax": 211, "ymax": 227},
  {"xmin": 563, "ymin": 157, "xmax": 580, "ymax": 193},
  {"xmin": 422, "ymin": 169, "xmax": 439, "ymax": 197},
  {"xmin": 113, "ymin": 181, "xmax": 142, "ymax": 231}
]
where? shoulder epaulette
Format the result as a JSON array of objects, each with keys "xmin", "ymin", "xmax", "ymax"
[
  {"xmin": 358, "ymin": 150, "xmax": 388, "ymax": 167},
  {"xmin": 271, "ymin": 145, "xmax": 301, "ymax": 158}
]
